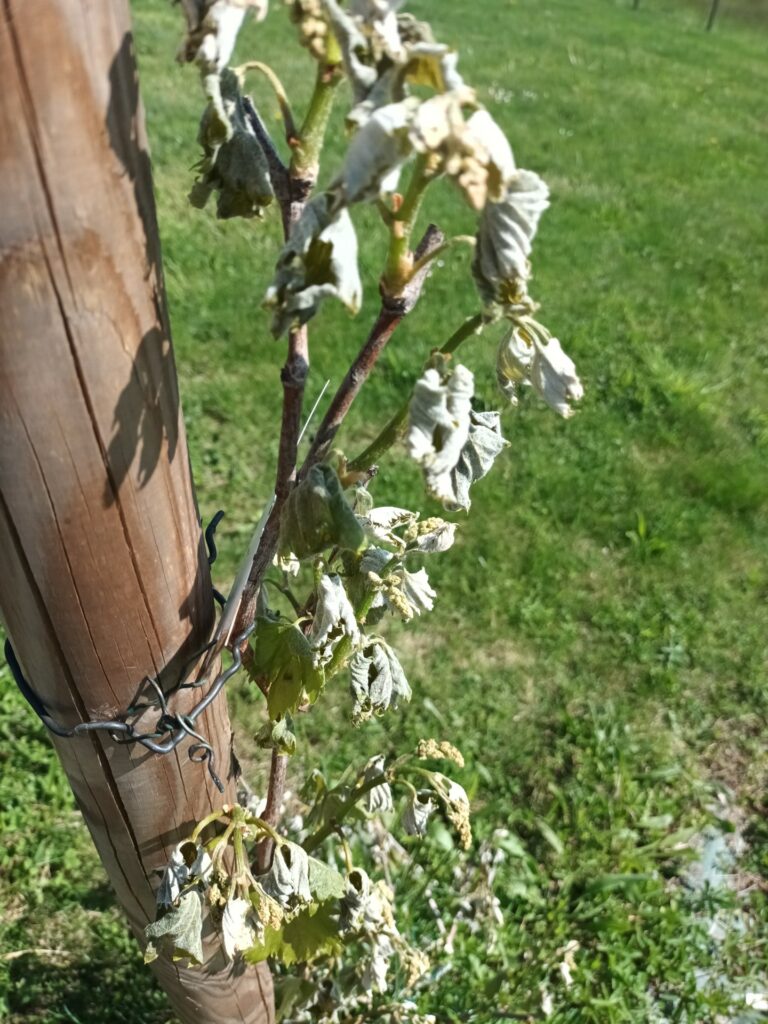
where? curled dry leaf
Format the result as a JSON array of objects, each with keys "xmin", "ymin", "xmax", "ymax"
[
  {"xmin": 497, "ymin": 325, "xmax": 583, "ymax": 418},
  {"xmin": 190, "ymin": 70, "xmax": 274, "ymax": 219},
  {"xmin": 349, "ymin": 638, "xmax": 411, "ymax": 723},
  {"xmin": 264, "ymin": 193, "xmax": 362, "ymax": 337},
  {"xmin": 310, "ymin": 574, "xmax": 360, "ymax": 666},
  {"xmin": 472, "ymin": 169, "xmax": 550, "ymax": 315}
]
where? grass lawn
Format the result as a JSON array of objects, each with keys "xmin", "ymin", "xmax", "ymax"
[{"xmin": 2, "ymin": 0, "xmax": 767, "ymax": 1021}]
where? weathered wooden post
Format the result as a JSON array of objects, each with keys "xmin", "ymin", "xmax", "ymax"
[{"xmin": 0, "ymin": 2, "xmax": 273, "ymax": 1021}]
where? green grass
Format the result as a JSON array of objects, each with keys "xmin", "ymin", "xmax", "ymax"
[{"xmin": 2, "ymin": 0, "xmax": 768, "ymax": 1021}]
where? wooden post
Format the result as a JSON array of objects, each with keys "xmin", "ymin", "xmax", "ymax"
[{"xmin": 0, "ymin": 2, "xmax": 273, "ymax": 1021}]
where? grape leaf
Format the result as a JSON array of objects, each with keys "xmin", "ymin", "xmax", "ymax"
[
  {"xmin": 249, "ymin": 617, "xmax": 325, "ymax": 719},
  {"xmin": 308, "ymin": 857, "xmax": 347, "ymax": 902},
  {"xmin": 144, "ymin": 891, "xmax": 204, "ymax": 965}
]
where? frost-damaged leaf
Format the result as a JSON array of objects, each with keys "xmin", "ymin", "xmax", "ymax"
[
  {"xmin": 349, "ymin": 638, "xmax": 411, "ymax": 723},
  {"xmin": 332, "ymin": 98, "xmax": 419, "ymax": 205},
  {"xmin": 358, "ymin": 505, "xmax": 417, "ymax": 549},
  {"xmin": 156, "ymin": 842, "xmax": 212, "ymax": 908},
  {"xmin": 178, "ymin": 0, "xmax": 268, "ymax": 73},
  {"xmin": 310, "ymin": 574, "xmax": 360, "ymax": 667},
  {"xmin": 404, "ymin": 41, "xmax": 464, "ymax": 92},
  {"xmin": 250, "ymin": 617, "xmax": 325, "ymax": 718},
  {"xmin": 222, "ymin": 895, "xmax": 257, "ymax": 960},
  {"xmin": 144, "ymin": 891, "xmax": 204, "ymax": 965},
  {"xmin": 446, "ymin": 410, "xmax": 508, "ymax": 512},
  {"xmin": 497, "ymin": 326, "xmax": 583, "ymax": 418},
  {"xmin": 190, "ymin": 70, "xmax": 274, "ymax": 219},
  {"xmin": 279, "ymin": 464, "xmax": 366, "ymax": 561},
  {"xmin": 472, "ymin": 169, "xmax": 550, "ymax": 315},
  {"xmin": 362, "ymin": 754, "xmax": 394, "ymax": 813},
  {"xmin": 403, "ymin": 516, "xmax": 456, "ymax": 553},
  {"xmin": 350, "ymin": 0, "xmax": 406, "ymax": 60},
  {"xmin": 406, "ymin": 362, "xmax": 474, "ymax": 506},
  {"xmin": 259, "ymin": 842, "xmax": 313, "ymax": 915},
  {"xmin": 408, "ymin": 96, "xmax": 514, "ymax": 211},
  {"xmin": 402, "ymin": 790, "xmax": 436, "ymax": 837},
  {"xmin": 385, "ymin": 566, "xmax": 436, "ymax": 620},
  {"xmin": 264, "ymin": 193, "xmax": 363, "ymax": 338}
]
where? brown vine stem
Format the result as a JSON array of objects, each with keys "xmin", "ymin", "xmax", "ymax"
[
  {"xmin": 346, "ymin": 312, "xmax": 487, "ymax": 474},
  {"xmin": 301, "ymin": 222, "xmax": 445, "ymax": 471},
  {"xmin": 256, "ymin": 747, "xmax": 289, "ymax": 872}
]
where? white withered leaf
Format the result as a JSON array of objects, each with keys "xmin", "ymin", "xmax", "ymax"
[
  {"xmin": 362, "ymin": 754, "xmax": 394, "ymax": 813},
  {"xmin": 406, "ymin": 363, "xmax": 475, "ymax": 506},
  {"xmin": 359, "ymin": 506, "xmax": 418, "ymax": 549},
  {"xmin": 386, "ymin": 566, "xmax": 436, "ymax": 620},
  {"xmin": 259, "ymin": 841, "xmax": 313, "ymax": 914},
  {"xmin": 156, "ymin": 841, "xmax": 212, "ymax": 908},
  {"xmin": 447, "ymin": 410, "xmax": 508, "ymax": 512},
  {"xmin": 349, "ymin": 0, "xmax": 406, "ymax": 61},
  {"xmin": 349, "ymin": 638, "xmax": 412, "ymax": 723},
  {"xmin": 221, "ymin": 895, "xmax": 257, "ymax": 960},
  {"xmin": 264, "ymin": 194, "xmax": 362, "ymax": 337},
  {"xmin": 310, "ymin": 573, "xmax": 360, "ymax": 666},
  {"xmin": 403, "ymin": 517, "xmax": 457, "ymax": 554},
  {"xmin": 178, "ymin": 1, "xmax": 268, "ymax": 73},
  {"xmin": 497, "ymin": 326, "xmax": 583, "ymax": 418},
  {"xmin": 402, "ymin": 790, "xmax": 436, "ymax": 837},
  {"xmin": 332, "ymin": 99, "xmax": 419, "ymax": 205},
  {"xmin": 473, "ymin": 169, "xmax": 550, "ymax": 314}
]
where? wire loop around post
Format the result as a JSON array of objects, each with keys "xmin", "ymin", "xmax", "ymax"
[{"xmin": 4, "ymin": 512, "xmax": 245, "ymax": 794}]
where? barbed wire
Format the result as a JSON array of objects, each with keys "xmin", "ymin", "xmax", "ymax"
[{"xmin": 4, "ymin": 512, "xmax": 248, "ymax": 793}]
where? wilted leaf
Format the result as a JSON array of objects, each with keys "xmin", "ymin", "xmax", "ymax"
[
  {"xmin": 349, "ymin": 638, "xmax": 411, "ymax": 723},
  {"xmin": 402, "ymin": 790, "xmax": 436, "ymax": 837},
  {"xmin": 472, "ymin": 169, "xmax": 550, "ymax": 314},
  {"xmin": 406, "ymin": 362, "xmax": 475, "ymax": 506},
  {"xmin": 264, "ymin": 194, "xmax": 363, "ymax": 337},
  {"xmin": 497, "ymin": 325, "xmax": 583, "ymax": 418},
  {"xmin": 144, "ymin": 891, "xmax": 204, "ymax": 965},
  {"xmin": 256, "ymin": 714, "xmax": 298, "ymax": 755},
  {"xmin": 332, "ymin": 98, "xmax": 419, "ymax": 204},
  {"xmin": 222, "ymin": 896, "xmax": 257, "ymax": 960},
  {"xmin": 310, "ymin": 574, "xmax": 360, "ymax": 666},
  {"xmin": 446, "ymin": 410, "xmax": 508, "ymax": 511},
  {"xmin": 178, "ymin": 0, "xmax": 268, "ymax": 73},
  {"xmin": 190, "ymin": 70, "xmax": 274, "ymax": 220},
  {"xmin": 279, "ymin": 464, "xmax": 366, "ymax": 561},
  {"xmin": 259, "ymin": 841, "xmax": 313, "ymax": 914}
]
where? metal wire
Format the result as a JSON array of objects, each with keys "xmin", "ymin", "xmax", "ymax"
[{"xmin": 4, "ymin": 512, "xmax": 247, "ymax": 793}]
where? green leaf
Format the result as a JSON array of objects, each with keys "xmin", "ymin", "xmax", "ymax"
[
  {"xmin": 190, "ymin": 70, "xmax": 274, "ymax": 221},
  {"xmin": 281, "ymin": 902, "xmax": 344, "ymax": 965},
  {"xmin": 308, "ymin": 857, "xmax": 347, "ymax": 902},
  {"xmin": 144, "ymin": 891, "xmax": 204, "ymax": 965},
  {"xmin": 536, "ymin": 818, "xmax": 565, "ymax": 857},
  {"xmin": 249, "ymin": 618, "xmax": 325, "ymax": 719},
  {"xmin": 278, "ymin": 464, "xmax": 366, "ymax": 562},
  {"xmin": 243, "ymin": 903, "xmax": 343, "ymax": 967}
]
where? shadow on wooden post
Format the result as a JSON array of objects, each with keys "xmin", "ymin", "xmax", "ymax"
[{"xmin": 0, "ymin": 2, "xmax": 273, "ymax": 1021}]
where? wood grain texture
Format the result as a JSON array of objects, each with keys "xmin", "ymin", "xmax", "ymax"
[{"xmin": 0, "ymin": 2, "xmax": 273, "ymax": 1020}]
